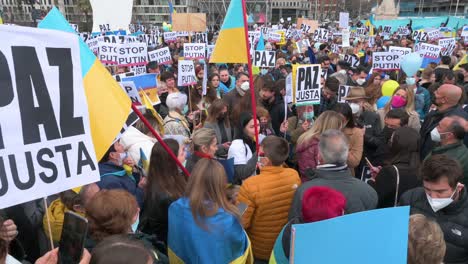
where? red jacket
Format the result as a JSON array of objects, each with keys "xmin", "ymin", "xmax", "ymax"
[{"xmin": 296, "ymin": 137, "xmax": 320, "ymax": 180}]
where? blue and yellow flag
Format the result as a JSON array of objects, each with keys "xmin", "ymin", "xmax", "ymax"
[
  {"xmin": 39, "ymin": 7, "xmax": 131, "ymax": 160},
  {"xmin": 365, "ymin": 18, "xmax": 374, "ymax": 36},
  {"xmin": 210, "ymin": 0, "xmax": 248, "ymax": 63},
  {"xmin": 453, "ymin": 54, "xmax": 467, "ymax": 71},
  {"xmin": 168, "ymin": 198, "xmax": 253, "ymax": 263}
]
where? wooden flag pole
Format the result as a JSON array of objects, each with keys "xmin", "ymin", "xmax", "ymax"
[
  {"xmin": 131, "ymin": 104, "xmax": 190, "ymax": 177},
  {"xmin": 241, "ymin": 0, "xmax": 260, "ymax": 152}
]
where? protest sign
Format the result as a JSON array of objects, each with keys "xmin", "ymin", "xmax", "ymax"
[
  {"xmin": 291, "ymin": 207, "xmax": 410, "ymax": 264},
  {"xmin": 206, "ymin": 45, "xmax": 215, "ymax": 60},
  {"xmin": 356, "ymin": 27, "xmax": 366, "ymax": 36},
  {"xmin": 285, "ymin": 73, "xmax": 293, "ymax": 104},
  {"xmin": 397, "ymin": 27, "xmax": 410, "ymax": 36},
  {"xmin": 439, "ymin": 27, "xmax": 453, "ymax": 38},
  {"xmin": 90, "ymin": 0, "xmax": 132, "ymax": 32},
  {"xmin": 148, "ymin": 47, "xmax": 172, "ymax": 65},
  {"xmin": 120, "ymin": 81, "xmax": 142, "ymax": 104},
  {"xmin": 344, "ymin": 54, "xmax": 360, "ymax": 67},
  {"xmin": 122, "ymin": 74, "xmax": 159, "ymax": 105},
  {"xmin": 267, "ymin": 32, "xmax": 282, "ymax": 43},
  {"xmin": 71, "ymin": 23, "xmax": 79, "ymax": 32},
  {"xmin": 163, "ymin": 32, "xmax": 178, "ymax": 43},
  {"xmin": 331, "ymin": 44, "xmax": 340, "ymax": 54},
  {"xmin": 414, "ymin": 43, "xmax": 442, "ymax": 59},
  {"xmin": 412, "ymin": 30, "xmax": 428, "ymax": 42},
  {"xmin": 260, "ymin": 27, "xmax": 271, "ymax": 36},
  {"xmin": 313, "ymin": 28, "xmax": 330, "ymax": 42},
  {"xmin": 461, "ymin": 26, "xmax": 468, "ymax": 37},
  {"xmin": 98, "ymin": 41, "xmax": 148, "ymax": 66},
  {"xmin": 337, "ymin": 85, "xmax": 351, "ymax": 103},
  {"xmin": 342, "ymin": 29, "xmax": 350, "ymax": 47},
  {"xmin": 253, "ymin": 51, "xmax": 276, "ymax": 68},
  {"xmin": 296, "ymin": 39, "xmax": 310, "ymax": 54},
  {"xmin": 0, "ymin": 25, "xmax": 100, "ymax": 209},
  {"xmin": 388, "ymin": 46, "xmax": 411, "ymax": 57},
  {"xmin": 183, "ymin": 43, "xmax": 206, "ymax": 59},
  {"xmin": 339, "ymin": 12, "xmax": 349, "ymax": 29},
  {"xmin": 176, "ymin": 31, "xmax": 190, "ymax": 37},
  {"xmin": 129, "ymin": 65, "xmax": 147, "ymax": 75},
  {"xmin": 297, "ymin": 19, "xmax": 318, "ymax": 34},
  {"xmin": 293, "ymin": 64, "xmax": 322, "ymax": 105},
  {"xmin": 248, "ymin": 31, "xmax": 260, "ymax": 47},
  {"xmin": 382, "ymin": 25, "xmax": 392, "ymax": 36},
  {"xmin": 172, "ymin": 13, "xmax": 206, "ymax": 32},
  {"xmin": 372, "ymin": 52, "xmax": 400, "ymax": 70},
  {"xmin": 193, "ymin": 32, "xmax": 207, "ymax": 43},
  {"xmin": 439, "ymin": 38, "xmax": 456, "ymax": 56},
  {"xmin": 178, "ymin": 60, "xmax": 197, "ymax": 86},
  {"xmin": 427, "ymin": 29, "xmax": 441, "ymax": 41}
]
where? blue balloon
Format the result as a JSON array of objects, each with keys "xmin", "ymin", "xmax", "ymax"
[
  {"xmin": 377, "ymin": 96, "xmax": 391, "ymax": 109},
  {"xmin": 401, "ymin": 52, "xmax": 423, "ymax": 77}
]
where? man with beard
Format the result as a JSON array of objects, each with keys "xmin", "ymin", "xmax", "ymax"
[
  {"xmin": 258, "ymin": 76, "xmax": 290, "ymax": 135},
  {"xmin": 314, "ymin": 76, "xmax": 340, "ymax": 116},
  {"xmin": 420, "ymin": 84, "xmax": 467, "ymax": 159}
]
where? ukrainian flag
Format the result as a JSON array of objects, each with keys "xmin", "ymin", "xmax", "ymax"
[
  {"xmin": 168, "ymin": 198, "xmax": 253, "ymax": 263},
  {"xmin": 210, "ymin": 0, "xmax": 248, "ymax": 63},
  {"xmin": 453, "ymin": 54, "xmax": 467, "ymax": 71},
  {"xmin": 38, "ymin": 7, "xmax": 131, "ymax": 160}
]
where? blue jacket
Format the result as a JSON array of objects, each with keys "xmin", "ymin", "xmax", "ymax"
[
  {"xmin": 97, "ymin": 162, "xmax": 144, "ymax": 208},
  {"xmin": 414, "ymin": 85, "xmax": 431, "ymax": 121}
]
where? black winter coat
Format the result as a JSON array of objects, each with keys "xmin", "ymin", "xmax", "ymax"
[{"xmin": 400, "ymin": 187, "xmax": 468, "ymax": 264}]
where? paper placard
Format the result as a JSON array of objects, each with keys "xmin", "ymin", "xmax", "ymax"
[
  {"xmin": 177, "ymin": 60, "xmax": 197, "ymax": 86},
  {"xmin": 267, "ymin": 32, "xmax": 282, "ymax": 43},
  {"xmin": 372, "ymin": 52, "xmax": 401, "ymax": 70},
  {"xmin": 0, "ymin": 25, "xmax": 100, "ymax": 209},
  {"xmin": 438, "ymin": 38, "xmax": 456, "ymax": 56},
  {"xmin": 193, "ymin": 32, "xmax": 207, "ymax": 43},
  {"xmin": 183, "ymin": 43, "xmax": 206, "ymax": 59},
  {"xmin": 296, "ymin": 39, "xmax": 311, "ymax": 54},
  {"xmin": 253, "ymin": 51, "xmax": 276, "ymax": 68},
  {"xmin": 172, "ymin": 13, "xmax": 206, "ymax": 32},
  {"xmin": 120, "ymin": 81, "xmax": 142, "ymax": 104},
  {"xmin": 388, "ymin": 46, "xmax": 411, "ymax": 57},
  {"xmin": 412, "ymin": 30, "xmax": 428, "ymax": 42},
  {"xmin": 342, "ymin": 29, "xmax": 350, "ymax": 47},
  {"xmin": 344, "ymin": 54, "xmax": 360, "ymax": 67},
  {"xmin": 414, "ymin": 43, "xmax": 442, "ymax": 59},
  {"xmin": 163, "ymin": 32, "xmax": 178, "ymax": 43},
  {"xmin": 397, "ymin": 27, "xmax": 410, "ymax": 36},
  {"xmin": 294, "ymin": 64, "xmax": 322, "ymax": 105},
  {"xmin": 70, "ymin": 23, "xmax": 79, "ymax": 32},
  {"xmin": 382, "ymin": 25, "xmax": 392, "ymax": 36},
  {"xmin": 98, "ymin": 41, "xmax": 148, "ymax": 66},
  {"xmin": 339, "ymin": 12, "xmax": 349, "ymax": 29},
  {"xmin": 313, "ymin": 28, "xmax": 330, "ymax": 42},
  {"xmin": 129, "ymin": 65, "xmax": 147, "ymax": 76},
  {"xmin": 461, "ymin": 26, "xmax": 468, "ymax": 37},
  {"xmin": 427, "ymin": 30, "xmax": 441, "ymax": 41},
  {"xmin": 439, "ymin": 27, "xmax": 453, "ymax": 38},
  {"xmin": 338, "ymin": 85, "xmax": 351, "ymax": 103},
  {"xmin": 148, "ymin": 47, "xmax": 172, "ymax": 65}
]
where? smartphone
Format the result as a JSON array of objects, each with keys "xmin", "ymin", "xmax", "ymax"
[
  {"xmin": 58, "ymin": 211, "xmax": 88, "ymax": 264},
  {"xmin": 238, "ymin": 202, "xmax": 248, "ymax": 216}
]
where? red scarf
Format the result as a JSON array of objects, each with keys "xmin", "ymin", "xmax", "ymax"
[{"xmin": 194, "ymin": 151, "xmax": 213, "ymax": 159}]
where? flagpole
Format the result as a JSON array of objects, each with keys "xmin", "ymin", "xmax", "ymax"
[
  {"xmin": 131, "ymin": 104, "xmax": 191, "ymax": 177},
  {"xmin": 241, "ymin": 0, "xmax": 260, "ymax": 152}
]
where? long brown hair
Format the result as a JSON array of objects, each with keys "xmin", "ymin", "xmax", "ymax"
[
  {"xmin": 186, "ymin": 159, "xmax": 240, "ymax": 228},
  {"xmin": 365, "ymin": 72, "xmax": 383, "ymax": 106},
  {"xmin": 147, "ymin": 139, "xmax": 187, "ymax": 199},
  {"xmin": 206, "ymin": 99, "xmax": 230, "ymax": 127},
  {"xmin": 190, "ymin": 80, "xmax": 218, "ymax": 111}
]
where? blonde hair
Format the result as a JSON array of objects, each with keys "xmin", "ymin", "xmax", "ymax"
[
  {"xmin": 407, "ymin": 214, "xmax": 446, "ymax": 264},
  {"xmin": 186, "ymin": 159, "xmax": 240, "ymax": 228},
  {"xmin": 191, "ymin": 128, "xmax": 217, "ymax": 152},
  {"xmin": 297, "ymin": 111, "xmax": 343, "ymax": 146},
  {"xmin": 383, "ymin": 84, "xmax": 417, "ymax": 117}
]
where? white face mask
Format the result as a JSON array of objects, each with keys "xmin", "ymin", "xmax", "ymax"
[
  {"xmin": 356, "ymin": 78, "xmax": 366, "ymax": 85},
  {"xmin": 240, "ymin": 82, "xmax": 250, "ymax": 91},
  {"xmin": 430, "ymin": 127, "xmax": 449, "ymax": 142},
  {"xmin": 426, "ymin": 187, "xmax": 458, "ymax": 212},
  {"xmin": 349, "ymin": 102, "xmax": 361, "ymax": 115},
  {"xmin": 118, "ymin": 152, "xmax": 127, "ymax": 166}
]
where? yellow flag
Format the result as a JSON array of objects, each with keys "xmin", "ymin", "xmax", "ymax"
[{"xmin": 141, "ymin": 91, "xmax": 165, "ymax": 135}]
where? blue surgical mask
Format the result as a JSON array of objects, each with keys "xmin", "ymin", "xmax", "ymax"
[
  {"xmin": 131, "ymin": 214, "xmax": 139, "ymax": 233},
  {"xmin": 260, "ymin": 69, "xmax": 268, "ymax": 75},
  {"xmin": 303, "ymin": 111, "xmax": 314, "ymax": 121}
]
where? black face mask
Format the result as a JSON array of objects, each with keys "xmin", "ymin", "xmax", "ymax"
[{"xmin": 382, "ymin": 126, "xmax": 395, "ymax": 143}]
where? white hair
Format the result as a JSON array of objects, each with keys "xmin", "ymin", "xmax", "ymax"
[
  {"xmin": 319, "ymin": 129, "xmax": 349, "ymax": 165},
  {"xmin": 166, "ymin": 92, "xmax": 187, "ymax": 111}
]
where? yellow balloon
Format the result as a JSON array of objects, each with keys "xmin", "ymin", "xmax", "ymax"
[{"xmin": 381, "ymin": 80, "xmax": 399, "ymax": 96}]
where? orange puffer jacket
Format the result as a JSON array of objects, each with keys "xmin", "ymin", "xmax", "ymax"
[{"xmin": 238, "ymin": 166, "xmax": 301, "ymax": 260}]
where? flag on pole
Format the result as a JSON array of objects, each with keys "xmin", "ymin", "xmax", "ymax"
[
  {"xmin": 209, "ymin": 0, "xmax": 248, "ymax": 63},
  {"xmin": 39, "ymin": 7, "xmax": 131, "ymax": 160},
  {"xmin": 365, "ymin": 19, "xmax": 374, "ymax": 36},
  {"xmin": 453, "ymin": 54, "xmax": 467, "ymax": 71},
  {"xmin": 168, "ymin": 0, "xmax": 176, "ymax": 24},
  {"xmin": 141, "ymin": 91, "xmax": 165, "ymax": 134}
]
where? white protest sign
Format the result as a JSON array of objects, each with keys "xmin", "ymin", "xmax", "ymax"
[
  {"xmin": 177, "ymin": 60, "xmax": 197, "ymax": 86},
  {"xmin": 414, "ymin": 43, "xmax": 442, "ymax": 59},
  {"xmin": 389, "ymin": 46, "xmax": 411, "ymax": 57},
  {"xmin": 339, "ymin": 12, "xmax": 349, "ymax": 29},
  {"xmin": 129, "ymin": 65, "xmax": 147, "ymax": 76},
  {"xmin": 86, "ymin": 36, "xmax": 101, "ymax": 55},
  {"xmin": 382, "ymin": 26, "xmax": 392, "ymax": 36},
  {"xmin": 90, "ymin": 0, "xmax": 132, "ymax": 32},
  {"xmin": 183, "ymin": 43, "xmax": 206, "ymax": 59},
  {"xmin": 331, "ymin": 44, "xmax": 340, "ymax": 54},
  {"xmin": 295, "ymin": 65, "xmax": 321, "ymax": 105},
  {"xmin": 427, "ymin": 30, "xmax": 441, "ymax": 41},
  {"xmin": 176, "ymin": 31, "xmax": 190, "ymax": 37},
  {"xmin": 337, "ymin": 85, "xmax": 351, "ymax": 103},
  {"xmin": 397, "ymin": 27, "xmax": 410, "ymax": 36},
  {"xmin": 285, "ymin": 73, "xmax": 293, "ymax": 104},
  {"xmin": 342, "ymin": 29, "xmax": 350, "ymax": 47},
  {"xmin": 439, "ymin": 38, "xmax": 456, "ymax": 56},
  {"xmin": 296, "ymin": 39, "xmax": 311, "ymax": 54},
  {"xmin": 313, "ymin": 28, "xmax": 329, "ymax": 42},
  {"xmin": 372, "ymin": 52, "xmax": 400, "ymax": 70},
  {"xmin": 439, "ymin": 27, "xmax": 453, "ymax": 38},
  {"xmin": 253, "ymin": 51, "xmax": 276, "ymax": 68},
  {"xmin": 267, "ymin": 32, "xmax": 282, "ymax": 43},
  {"xmin": 148, "ymin": 47, "xmax": 172, "ymax": 65},
  {"xmin": 70, "ymin": 23, "xmax": 79, "ymax": 32},
  {"xmin": 412, "ymin": 30, "xmax": 428, "ymax": 42},
  {"xmin": 461, "ymin": 26, "xmax": 468, "ymax": 37},
  {"xmin": 356, "ymin": 28, "xmax": 367, "ymax": 36},
  {"xmin": 0, "ymin": 25, "xmax": 99, "ymax": 209},
  {"xmin": 120, "ymin": 81, "xmax": 142, "ymax": 104},
  {"xmin": 163, "ymin": 32, "xmax": 178, "ymax": 43},
  {"xmin": 98, "ymin": 42, "xmax": 148, "ymax": 66},
  {"xmin": 193, "ymin": 32, "xmax": 207, "ymax": 43},
  {"xmin": 344, "ymin": 54, "xmax": 360, "ymax": 67}
]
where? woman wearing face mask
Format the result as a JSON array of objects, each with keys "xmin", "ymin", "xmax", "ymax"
[
  {"xmin": 140, "ymin": 139, "xmax": 187, "ymax": 245},
  {"xmin": 377, "ymin": 85, "xmax": 421, "ymax": 131},
  {"xmin": 368, "ymin": 127, "xmax": 421, "ymax": 208},
  {"xmin": 85, "ymin": 189, "xmax": 168, "ymax": 262},
  {"xmin": 204, "ymin": 99, "xmax": 233, "ymax": 158},
  {"xmin": 296, "ymin": 111, "xmax": 344, "ymax": 180},
  {"xmin": 332, "ymin": 103, "xmax": 365, "ymax": 176},
  {"xmin": 228, "ymin": 112, "xmax": 265, "ymax": 183}
]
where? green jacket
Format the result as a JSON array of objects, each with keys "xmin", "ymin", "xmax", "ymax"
[{"xmin": 427, "ymin": 142, "xmax": 468, "ymax": 185}]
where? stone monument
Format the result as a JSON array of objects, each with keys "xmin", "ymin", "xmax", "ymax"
[{"xmin": 373, "ymin": 0, "xmax": 400, "ymax": 20}]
